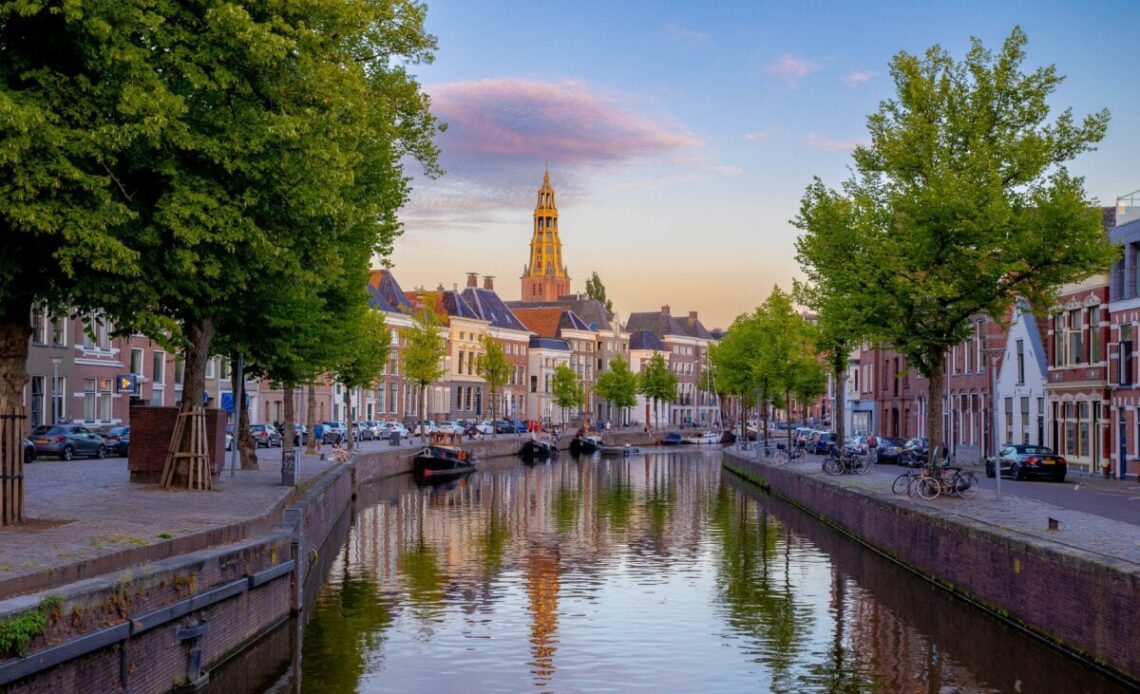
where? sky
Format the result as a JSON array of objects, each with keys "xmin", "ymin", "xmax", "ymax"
[{"xmin": 390, "ymin": 0, "xmax": 1140, "ymax": 331}]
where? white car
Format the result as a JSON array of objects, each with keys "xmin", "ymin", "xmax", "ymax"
[
  {"xmin": 413, "ymin": 421, "xmax": 437, "ymax": 436},
  {"xmin": 389, "ymin": 421, "xmax": 409, "ymax": 437},
  {"xmin": 437, "ymin": 420, "xmax": 464, "ymax": 435},
  {"xmin": 475, "ymin": 420, "xmax": 494, "ymax": 435}
]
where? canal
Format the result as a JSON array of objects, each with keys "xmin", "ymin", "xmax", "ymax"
[{"xmin": 220, "ymin": 449, "xmax": 1125, "ymax": 693}]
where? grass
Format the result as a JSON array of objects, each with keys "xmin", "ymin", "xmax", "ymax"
[{"xmin": 0, "ymin": 595, "xmax": 62, "ymax": 657}]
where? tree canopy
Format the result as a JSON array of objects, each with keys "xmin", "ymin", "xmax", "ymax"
[
  {"xmin": 551, "ymin": 363, "xmax": 583, "ymax": 422},
  {"xmin": 403, "ymin": 298, "xmax": 447, "ymax": 441},
  {"xmin": 794, "ymin": 26, "xmax": 1115, "ymax": 466},
  {"xmin": 585, "ymin": 272, "xmax": 614, "ymax": 313},
  {"xmin": 475, "ymin": 335, "xmax": 511, "ymax": 437},
  {"xmin": 639, "ymin": 353, "xmax": 677, "ymax": 430},
  {"xmin": 595, "ymin": 356, "xmax": 638, "ymax": 423}
]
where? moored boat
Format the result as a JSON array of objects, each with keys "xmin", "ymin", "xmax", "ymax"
[
  {"xmin": 415, "ymin": 431, "xmax": 475, "ymax": 481},
  {"xmin": 569, "ymin": 434, "xmax": 602, "ymax": 454},
  {"xmin": 600, "ymin": 444, "xmax": 641, "ymax": 456},
  {"xmin": 519, "ymin": 436, "xmax": 557, "ymax": 461},
  {"xmin": 657, "ymin": 432, "xmax": 684, "ymax": 446},
  {"xmin": 682, "ymin": 431, "xmax": 722, "ymax": 445}
]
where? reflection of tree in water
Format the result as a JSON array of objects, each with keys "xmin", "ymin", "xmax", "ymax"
[
  {"xmin": 709, "ymin": 484, "xmax": 814, "ymax": 690},
  {"xmin": 400, "ymin": 541, "xmax": 445, "ymax": 609},
  {"xmin": 593, "ymin": 460, "xmax": 634, "ymax": 531},
  {"xmin": 301, "ymin": 562, "xmax": 392, "ymax": 694},
  {"xmin": 553, "ymin": 487, "xmax": 579, "ymax": 534},
  {"xmin": 797, "ymin": 568, "xmax": 875, "ymax": 692}
]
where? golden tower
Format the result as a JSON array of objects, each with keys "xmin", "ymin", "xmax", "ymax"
[{"xmin": 521, "ymin": 168, "xmax": 570, "ymax": 302}]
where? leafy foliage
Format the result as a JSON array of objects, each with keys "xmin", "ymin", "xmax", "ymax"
[
  {"xmin": 595, "ymin": 356, "xmax": 638, "ymax": 418},
  {"xmin": 475, "ymin": 335, "xmax": 511, "ymax": 436},
  {"xmin": 403, "ymin": 298, "xmax": 446, "ymax": 440},
  {"xmin": 585, "ymin": 272, "xmax": 614, "ymax": 312},
  {"xmin": 638, "ymin": 353, "xmax": 677, "ymax": 430},
  {"xmin": 551, "ymin": 363, "xmax": 583, "ymax": 420}
]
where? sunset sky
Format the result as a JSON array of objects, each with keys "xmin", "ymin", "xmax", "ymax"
[{"xmin": 390, "ymin": 0, "xmax": 1139, "ymax": 331}]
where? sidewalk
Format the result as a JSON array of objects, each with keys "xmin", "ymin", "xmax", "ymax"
[
  {"xmin": 0, "ymin": 448, "xmax": 338, "ymax": 600},
  {"xmin": 730, "ymin": 445, "xmax": 1140, "ymax": 567}
]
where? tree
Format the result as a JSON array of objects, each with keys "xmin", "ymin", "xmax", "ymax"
[
  {"xmin": 332, "ymin": 309, "xmax": 391, "ymax": 452},
  {"xmin": 711, "ymin": 313, "xmax": 764, "ymax": 441},
  {"xmin": 595, "ymin": 356, "xmax": 638, "ymax": 426},
  {"xmin": 403, "ymin": 298, "xmax": 446, "ymax": 443},
  {"xmin": 475, "ymin": 336, "xmax": 511, "ymax": 438},
  {"xmin": 795, "ymin": 27, "xmax": 1115, "ymax": 470},
  {"xmin": 639, "ymin": 353, "xmax": 677, "ymax": 431},
  {"xmin": 551, "ymin": 364, "xmax": 583, "ymax": 424},
  {"xmin": 585, "ymin": 272, "xmax": 614, "ymax": 313}
]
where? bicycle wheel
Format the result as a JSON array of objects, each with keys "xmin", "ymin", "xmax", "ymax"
[
  {"xmin": 823, "ymin": 456, "xmax": 843, "ymax": 476},
  {"xmin": 892, "ymin": 472, "xmax": 912, "ymax": 495},
  {"xmin": 954, "ymin": 471, "xmax": 979, "ymax": 499},
  {"xmin": 916, "ymin": 476, "xmax": 941, "ymax": 500},
  {"xmin": 853, "ymin": 455, "xmax": 872, "ymax": 474}
]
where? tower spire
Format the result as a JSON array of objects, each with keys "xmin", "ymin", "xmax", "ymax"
[{"xmin": 521, "ymin": 167, "xmax": 570, "ymax": 302}]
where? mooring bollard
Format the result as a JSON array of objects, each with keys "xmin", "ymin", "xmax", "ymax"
[{"xmin": 282, "ymin": 446, "xmax": 300, "ymax": 486}]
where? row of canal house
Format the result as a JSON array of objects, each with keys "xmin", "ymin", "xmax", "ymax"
[
  {"xmin": 20, "ymin": 269, "xmax": 720, "ymax": 434},
  {"xmin": 838, "ymin": 202, "xmax": 1139, "ymax": 480}
]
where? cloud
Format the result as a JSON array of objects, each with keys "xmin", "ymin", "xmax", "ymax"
[
  {"xmin": 805, "ymin": 132, "xmax": 867, "ymax": 152},
  {"xmin": 842, "ymin": 70, "xmax": 878, "ymax": 86},
  {"xmin": 743, "ymin": 129, "xmax": 773, "ymax": 142},
  {"xmin": 660, "ymin": 20, "xmax": 711, "ymax": 48},
  {"xmin": 403, "ymin": 78, "xmax": 706, "ymax": 228},
  {"xmin": 765, "ymin": 55, "xmax": 820, "ymax": 86}
]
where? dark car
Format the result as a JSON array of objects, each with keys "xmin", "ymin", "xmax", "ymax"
[
  {"xmin": 901, "ymin": 437, "xmax": 932, "ymax": 467},
  {"xmin": 95, "ymin": 425, "xmax": 130, "ymax": 456},
  {"xmin": 876, "ymin": 437, "xmax": 908, "ymax": 465},
  {"xmin": 29, "ymin": 424, "xmax": 107, "ymax": 460},
  {"xmin": 809, "ymin": 432, "xmax": 838, "ymax": 455},
  {"xmin": 250, "ymin": 424, "xmax": 281, "ymax": 448},
  {"xmin": 986, "ymin": 444, "xmax": 1067, "ymax": 482},
  {"xmin": 24, "ymin": 438, "xmax": 35, "ymax": 464}
]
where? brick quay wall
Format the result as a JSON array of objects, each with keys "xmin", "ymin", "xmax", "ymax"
[
  {"xmin": 721, "ymin": 449, "xmax": 1140, "ymax": 687},
  {"xmin": 0, "ymin": 432, "xmax": 646, "ymax": 692}
]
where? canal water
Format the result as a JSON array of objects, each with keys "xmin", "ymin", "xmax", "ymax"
[{"xmin": 228, "ymin": 449, "xmax": 1125, "ymax": 693}]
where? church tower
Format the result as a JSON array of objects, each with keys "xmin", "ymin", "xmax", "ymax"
[{"xmin": 520, "ymin": 168, "xmax": 570, "ymax": 302}]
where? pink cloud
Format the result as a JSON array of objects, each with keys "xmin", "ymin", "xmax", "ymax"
[
  {"xmin": 805, "ymin": 132, "xmax": 867, "ymax": 152},
  {"xmin": 842, "ymin": 70, "xmax": 878, "ymax": 86},
  {"xmin": 765, "ymin": 55, "xmax": 820, "ymax": 85},
  {"xmin": 404, "ymin": 78, "xmax": 703, "ymax": 227}
]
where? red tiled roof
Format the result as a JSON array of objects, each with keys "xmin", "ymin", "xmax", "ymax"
[{"xmin": 512, "ymin": 307, "xmax": 565, "ymax": 338}]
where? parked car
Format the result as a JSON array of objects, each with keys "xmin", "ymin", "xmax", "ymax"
[
  {"xmin": 386, "ymin": 421, "xmax": 409, "ymax": 437},
  {"xmin": 474, "ymin": 420, "xmax": 495, "ymax": 435},
  {"xmin": 413, "ymin": 421, "xmax": 438, "ymax": 436},
  {"xmin": 95, "ymin": 425, "xmax": 130, "ymax": 456},
  {"xmin": 845, "ymin": 435, "xmax": 873, "ymax": 455},
  {"xmin": 493, "ymin": 419, "xmax": 515, "ymax": 434},
  {"xmin": 320, "ymin": 421, "xmax": 346, "ymax": 444},
  {"xmin": 876, "ymin": 437, "xmax": 908, "ymax": 465},
  {"xmin": 24, "ymin": 438, "xmax": 35, "ymax": 464},
  {"xmin": 29, "ymin": 424, "xmax": 107, "ymax": 460},
  {"xmin": 808, "ymin": 431, "xmax": 838, "ymax": 455},
  {"xmin": 291, "ymin": 424, "xmax": 308, "ymax": 446},
  {"xmin": 986, "ymin": 444, "xmax": 1067, "ymax": 482},
  {"xmin": 437, "ymin": 420, "xmax": 464, "ymax": 435},
  {"xmin": 250, "ymin": 424, "xmax": 281, "ymax": 448},
  {"xmin": 358, "ymin": 421, "xmax": 383, "ymax": 440},
  {"xmin": 901, "ymin": 437, "xmax": 930, "ymax": 467},
  {"xmin": 793, "ymin": 427, "xmax": 814, "ymax": 448}
]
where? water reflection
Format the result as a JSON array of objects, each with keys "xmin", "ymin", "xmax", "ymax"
[{"xmin": 270, "ymin": 450, "xmax": 1124, "ymax": 693}]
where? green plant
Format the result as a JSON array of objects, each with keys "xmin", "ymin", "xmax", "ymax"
[
  {"xmin": 0, "ymin": 595, "xmax": 63, "ymax": 657},
  {"xmin": 157, "ymin": 533, "xmax": 173, "ymax": 540}
]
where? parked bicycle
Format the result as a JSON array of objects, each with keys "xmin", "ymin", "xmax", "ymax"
[
  {"xmin": 911, "ymin": 466, "xmax": 979, "ymax": 500},
  {"xmin": 775, "ymin": 444, "xmax": 804, "ymax": 463},
  {"xmin": 823, "ymin": 447, "xmax": 870, "ymax": 475}
]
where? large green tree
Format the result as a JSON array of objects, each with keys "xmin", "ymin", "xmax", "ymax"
[
  {"xmin": 639, "ymin": 353, "xmax": 677, "ymax": 431},
  {"xmin": 796, "ymin": 27, "xmax": 1115, "ymax": 469},
  {"xmin": 594, "ymin": 356, "xmax": 638, "ymax": 426},
  {"xmin": 475, "ymin": 335, "xmax": 511, "ymax": 438},
  {"xmin": 332, "ymin": 308, "xmax": 391, "ymax": 452},
  {"xmin": 403, "ymin": 298, "xmax": 446, "ymax": 443},
  {"xmin": 551, "ymin": 363, "xmax": 583, "ymax": 424},
  {"xmin": 585, "ymin": 272, "xmax": 614, "ymax": 313}
]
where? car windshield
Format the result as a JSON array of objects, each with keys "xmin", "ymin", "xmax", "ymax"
[{"xmin": 31, "ymin": 426, "xmax": 59, "ymax": 435}]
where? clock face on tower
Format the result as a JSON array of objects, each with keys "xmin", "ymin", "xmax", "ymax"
[{"xmin": 521, "ymin": 168, "xmax": 570, "ymax": 302}]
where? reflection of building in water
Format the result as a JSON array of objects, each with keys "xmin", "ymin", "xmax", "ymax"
[
  {"xmin": 844, "ymin": 579, "xmax": 983, "ymax": 690},
  {"xmin": 526, "ymin": 542, "xmax": 561, "ymax": 682}
]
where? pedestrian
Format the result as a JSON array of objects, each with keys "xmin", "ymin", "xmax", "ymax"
[{"xmin": 314, "ymin": 422, "xmax": 324, "ymax": 448}]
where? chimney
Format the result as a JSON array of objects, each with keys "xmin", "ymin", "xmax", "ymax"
[
  {"xmin": 689, "ymin": 311, "xmax": 698, "ymax": 321},
  {"xmin": 483, "ymin": 275, "xmax": 495, "ymax": 290},
  {"xmin": 661, "ymin": 305, "xmax": 671, "ymax": 315},
  {"xmin": 466, "ymin": 272, "xmax": 478, "ymax": 288}
]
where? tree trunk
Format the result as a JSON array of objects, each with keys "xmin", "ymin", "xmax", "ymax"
[
  {"xmin": 785, "ymin": 390, "xmax": 794, "ymax": 451},
  {"xmin": 0, "ymin": 312, "xmax": 31, "ymax": 525},
  {"xmin": 490, "ymin": 387, "xmax": 497, "ymax": 439},
  {"xmin": 926, "ymin": 347, "xmax": 948, "ymax": 471},
  {"xmin": 343, "ymin": 384, "xmax": 353, "ymax": 452},
  {"xmin": 420, "ymin": 383, "xmax": 427, "ymax": 445},
  {"xmin": 833, "ymin": 349, "xmax": 848, "ymax": 446},
  {"xmin": 234, "ymin": 359, "xmax": 257, "ymax": 470},
  {"xmin": 165, "ymin": 315, "xmax": 215, "ymax": 487},
  {"xmin": 283, "ymin": 382, "xmax": 294, "ymax": 459},
  {"xmin": 305, "ymin": 382, "xmax": 318, "ymax": 454}
]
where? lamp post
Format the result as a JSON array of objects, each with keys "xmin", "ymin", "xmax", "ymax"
[
  {"xmin": 982, "ymin": 342, "xmax": 1003, "ymax": 501},
  {"xmin": 50, "ymin": 358, "xmax": 61, "ymax": 424}
]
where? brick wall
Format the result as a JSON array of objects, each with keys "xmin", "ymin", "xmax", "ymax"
[
  {"xmin": 128, "ymin": 406, "xmax": 228, "ymax": 483},
  {"xmin": 723, "ymin": 453, "xmax": 1139, "ymax": 684}
]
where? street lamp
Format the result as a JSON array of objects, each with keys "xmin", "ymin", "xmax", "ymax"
[{"xmin": 982, "ymin": 339, "xmax": 1004, "ymax": 501}]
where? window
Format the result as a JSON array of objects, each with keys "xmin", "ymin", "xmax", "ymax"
[
  {"xmin": 1016, "ymin": 340, "xmax": 1025, "ymax": 385},
  {"xmin": 1090, "ymin": 310, "xmax": 1101, "ymax": 363},
  {"xmin": 1020, "ymin": 397, "xmax": 1030, "ymax": 443},
  {"xmin": 152, "ymin": 351, "xmax": 165, "ymax": 384},
  {"xmin": 1004, "ymin": 398, "xmax": 1013, "ymax": 443},
  {"xmin": 1068, "ymin": 309, "xmax": 1083, "ymax": 364},
  {"xmin": 1078, "ymin": 401, "xmax": 1090, "ymax": 458},
  {"xmin": 50, "ymin": 314, "xmax": 67, "ymax": 346},
  {"xmin": 30, "ymin": 376, "xmax": 44, "ymax": 429},
  {"xmin": 83, "ymin": 379, "xmax": 97, "ymax": 422},
  {"xmin": 389, "ymin": 382, "xmax": 397, "ymax": 413},
  {"xmin": 205, "ymin": 358, "xmax": 216, "ymax": 380},
  {"xmin": 1121, "ymin": 324, "xmax": 1134, "ymax": 386},
  {"xmin": 219, "ymin": 359, "xmax": 231, "ymax": 381},
  {"xmin": 130, "ymin": 349, "xmax": 144, "ymax": 376},
  {"xmin": 1053, "ymin": 314, "xmax": 1064, "ymax": 366},
  {"xmin": 174, "ymin": 359, "xmax": 185, "ymax": 387},
  {"xmin": 30, "ymin": 306, "xmax": 46, "ymax": 344}
]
